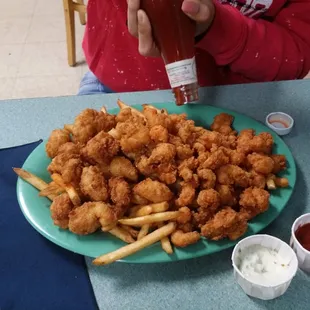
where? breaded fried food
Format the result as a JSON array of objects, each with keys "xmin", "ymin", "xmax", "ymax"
[
  {"xmin": 58, "ymin": 142, "xmax": 81, "ymax": 156},
  {"xmin": 46, "ymin": 129, "xmax": 71, "ymax": 158},
  {"xmin": 271, "ymin": 154, "xmax": 287, "ymax": 173},
  {"xmin": 108, "ymin": 177, "xmax": 131, "ymax": 208},
  {"xmin": 82, "ymin": 131, "xmax": 120, "ymax": 166},
  {"xmin": 80, "ymin": 166, "xmax": 109, "ymax": 202},
  {"xmin": 110, "ymin": 156, "xmax": 138, "ymax": 182},
  {"xmin": 175, "ymin": 119, "xmax": 198, "ymax": 145},
  {"xmin": 197, "ymin": 168, "xmax": 216, "ymax": 189},
  {"xmin": 171, "ymin": 230, "xmax": 200, "ymax": 247},
  {"xmin": 62, "ymin": 158, "xmax": 83, "ymax": 189},
  {"xmin": 210, "ymin": 113, "xmax": 236, "ymax": 136},
  {"xmin": 216, "ymin": 184, "xmax": 237, "ymax": 206},
  {"xmin": 247, "ymin": 153, "xmax": 274, "ymax": 175},
  {"xmin": 50, "ymin": 193, "xmax": 74, "ymax": 229},
  {"xmin": 178, "ymin": 157, "xmax": 198, "ymax": 182},
  {"xmin": 72, "ymin": 109, "xmax": 116, "ymax": 144},
  {"xmin": 149, "ymin": 125, "xmax": 169, "ymax": 143},
  {"xmin": 116, "ymin": 118, "xmax": 150, "ymax": 155},
  {"xmin": 148, "ymin": 143, "xmax": 176, "ymax": 163},
  {"xmin": 133, "ymin": 178, "xmax": 173, "ymax": 203},
  {"xmin": 136, "ymin": 155, "xmax": 177, "ymax": 185},
  {"xmin": 201, "ymin": 207, "xmax": 248, "ymax": 241},
  {"xmin": 216, "ymin": 164, "xmax": 249, "ymax": 188},
  {"xmin": 34, "ymin": 103, "xmax": 292, "ymax": 256},
  {"xmin": 193, "ymin": 189, "xmax": 221, "ymax": 226},
  {"xmin": 211, "ymin": 145, "xmax": 246, "ymax": 166},
  {"xmin": 237, "ymin": 129, "xmax": 255, "ymax": 154},
  {"xmin": 250, "ymin": 132, "xmax": 273, "ymax": 154},
  {"xmin": 68, "ymin": 202, "xmax": 116, "ymax": 235},
  {"xmin": 48, "ymin": 151, "xmax": 80, "ymax": 175},
  {"xmin": 200, "ymin": 148, "xmax": 230, "ymax": 170},
  {"xmin": 239, "ymin": 187, "xmax": 270, "ymax": 220},
  {"xmin": 142, "ymin": 104, "xmax": 171, "ymax": 129},
  {"xmin": 197, "ymin": 130, "xmax": 223, "ymax": 150},
  {"xmin": 249, "ymin": 170, "xmax": 266, "ymax": 189},
  {"xmin": 175, "ymin": 182, "xmax": 196, "ymax": 207},
  {"xmin": 169, "ymin": 135, "xmax": 194, "ymax": 160},
  {"xmin": 197, "ymin": 189, "xmax": 220, "ymax": 212},
  {"xmin": 135, "ymin": 143, "xmax": 178, "ymax": 185},
  {"xmin": 176, "ymin": 207, "xmax": 192, "ymax": 224}
]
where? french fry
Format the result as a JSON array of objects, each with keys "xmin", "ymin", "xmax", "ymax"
[
  {"xmin": 158, "ymin": 223, "xmax": 173, "ymax": 254},
  {"xmin": 64, "ymin": 124, "xmax": 74, "ymax": 134},
  {"xmin": 117, "ymin": 99, "xmax": 146, "ymax": 120},
  {"xmin": 101, "ymin": 106, "xmax": 107, "ymax": 114},
  {"xmin": 129, "ymin": 202, "xmax": 169, "ymax": 217},
  {"xmin": 128, "ymin": 205, "xmax": 145, "ymax": 217},
  {"xmin": 142, "ymin": 104, "xmax": 160, "ymax": 113},
  {"xmin": 121, "ymin": 225, "xmax": 139, "ymax": 239},
  {"xmin": 135, "ymin": 206, "xmax": 153, "ymax": 217},
  {"xmin": 275, "ymin": 177, "xmax": 289, "ymax": 188},
  {"xmin": 39, "ymin": 182, "xmax": 64, "ymax": 197},
  {"xmin": 150, "ymin": 202, "xmax": 169, "ymax": 213},
  {"xmin": 161, "ymin": 108, "xmax": 168, "ymax": 115},
  {"xmin": 101, "ymin": 222, "xmax": 117, "ymax": 232},
  {"xmin": 142, "ymin": 104, "xmax": 168, "ymax": 116},
  {"xmin": 118, "ymin": 211, "xmax": 180, "ymax": 226},
  {"xmin": 137, "ymin": 224, "xmax": 150, "ymax": 240},
  {"xmin": 108, "ymin": 128, "xmax": 121, "ymax": 140},
  {"xmin": 51, "ymin": 173, "xmax": 81, "ymax": 206},
  {"xmin": 266, "ymin": 176, "xmax": 276, "ymax": 190},
  {"xmin": 13, "ymin": 168, "xmax": 55, "ymax": 201},
  {"xmin": 51, "ymin": 173, "xmax": 66, "ymax": 188},
  {"xmin": 93, "ymin": 222, "xmax": 176, "ymax": 265},
  {"xmin": 131, "ymin": 193, "xmax": 149, "ymax": 205},
  {"xmin": 161, "ymin": 237, "xmax": 173, "ymax": 254},
  {"xmin": 108, "ymin": 226, "xmax": 135, "ymax": 244}
]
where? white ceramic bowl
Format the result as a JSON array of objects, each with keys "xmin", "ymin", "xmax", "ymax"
[
  {"xmin": 290, "ymin": 213, "xmax": 310, "ymax": 272},
  {"xmin": 232, "ymin": 234, "xmax": 298, "ymax": 300}
]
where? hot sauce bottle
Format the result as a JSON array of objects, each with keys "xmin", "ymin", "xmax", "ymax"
[{"xmin": 141, "ymin": 0, "xmax": 199, "ymax": 106}]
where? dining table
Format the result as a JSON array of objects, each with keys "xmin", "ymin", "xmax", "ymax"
[{"xmin": 1, "ymin": 79, "xmax": 310, "ymax": 310}]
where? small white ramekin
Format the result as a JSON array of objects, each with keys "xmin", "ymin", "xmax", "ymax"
[
  {"xmin": 232, "ymin": 234, "xmax": 298, "ymax": 300},
  {"xmin": 290, "ymin": 213, "xmax": 310, "ymax": 272},
  {"xmin": 265, "ymin": 112, "xmax": 294, "ymax": 136}
]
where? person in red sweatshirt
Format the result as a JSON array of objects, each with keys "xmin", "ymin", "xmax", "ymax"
[{"xmin": 79, "ymin": 0, "xmax": 310, "ymax": 95}]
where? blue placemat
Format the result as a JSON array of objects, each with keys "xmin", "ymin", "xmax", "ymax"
[{"xmin": 0, "ymin": 141, "xmax": 98, "ymax": 310}]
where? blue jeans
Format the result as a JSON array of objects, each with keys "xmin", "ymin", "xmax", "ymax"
[{"xmin": 78, "ymin": 71, "xmax": 113, "ymax": 95}]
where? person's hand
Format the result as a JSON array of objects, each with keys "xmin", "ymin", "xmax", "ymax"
[{"xmin": 127, "ymin": 0, "xmax": 215, "ymax": 57}]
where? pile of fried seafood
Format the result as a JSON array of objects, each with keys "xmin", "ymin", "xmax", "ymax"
[{"xmin": 14, "ymin": 100, "xmax": 289, "ymax": 265}]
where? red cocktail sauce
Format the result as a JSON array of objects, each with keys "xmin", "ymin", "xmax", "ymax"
[{"xmin": 295, "ymin": 223, "xmax": 310, "ymax": 251}]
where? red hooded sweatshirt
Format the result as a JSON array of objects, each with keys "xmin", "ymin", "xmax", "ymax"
[{"xmin": 83, "ymin": 0, "xmax": 310, "ymax": 92}]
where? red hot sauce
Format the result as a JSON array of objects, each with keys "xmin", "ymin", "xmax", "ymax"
[
  {"xmin": 141, "ymin": 0, "xmax": 199, "ymax": 106},
  {"xmin": 295, "ymin": 223, "xmax": 310, "ymax": 251}
]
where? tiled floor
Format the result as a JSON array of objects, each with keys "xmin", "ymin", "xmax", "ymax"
[{"xmin": 0, "ymin": 0, "xmax": 87, "ymax": 100}]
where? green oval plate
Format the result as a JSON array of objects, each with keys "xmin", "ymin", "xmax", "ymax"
[{"xmin": 17, "ymin": 104, "xmax": 296, "ymax": 263}]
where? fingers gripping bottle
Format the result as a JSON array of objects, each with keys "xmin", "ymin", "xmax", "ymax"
[{"xmin": 141, "ymin": 0, "xmax": 199, "ymax": 105}]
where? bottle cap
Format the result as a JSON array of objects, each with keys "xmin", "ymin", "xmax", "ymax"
[{"xmin": 265, "ymin": 112, "xmax": 294, "ymax": 136}]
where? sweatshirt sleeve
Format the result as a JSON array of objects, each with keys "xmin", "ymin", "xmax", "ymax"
[{"xmin": 196, "ymin": 0, "xmax": 310, "ymax": 81}]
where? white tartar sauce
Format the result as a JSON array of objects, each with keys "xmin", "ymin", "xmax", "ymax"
[{"xmin": 237, "ymin": 244, "xmax": 290, "ymax": 286}]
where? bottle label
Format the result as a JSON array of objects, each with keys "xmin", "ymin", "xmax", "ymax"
[{"xmin": 165, "ymin": 57, "xmax": 197, "ymax": 88}]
